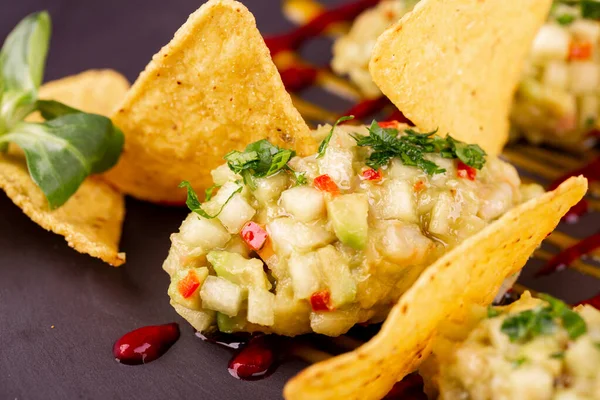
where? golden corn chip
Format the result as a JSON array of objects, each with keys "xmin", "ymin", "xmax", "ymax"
[
  {"xmin": 369, "ymin": 0, "xmax": 552, "ymax": 155},
  {"xmin": 284, "ymin": 176, "xmax": 587, "ymax": 400},
  {"xmin": 104, "ymin": 0, "xmax": 314, "ymax": 204},
  {"xmin": 0, "ymin": 70, "xmax": 129, "ymax": 266}
]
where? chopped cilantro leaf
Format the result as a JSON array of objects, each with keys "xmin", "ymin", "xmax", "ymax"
[
  {"xmin": 487, "ymin": 306, "xmax": 501, "ymax": 318},
  {"xmin": 540, "ymin": 294, "xmax": 588, "ymax": 340},
  {"xmin": 317, "ymin": 115, "xmax": 355, "ymax": 158},
  {"xmin": 353, "ymin": 121, "xmax": 486, "ymax": 174},
  {"xmin": 179, "ymin": 180, "xmax": 242, "ymax": 219},
  {"xmin": 582, "ymin": 0, "xmax": 600, "ymax": 19},
  {"xmin": 556, "ymin": 13, "xmax": 576, "ymax": 25},
  {"xmin": 293, "ymin": 171, "xmax": 307, "ymax": 186},
  {"xmin": 224, "ymin": 139, "xmax": 297, "ymax": 189},
  {"xmin": 204, "ymin": 184, "xmax": 221, "ymax": 201}
]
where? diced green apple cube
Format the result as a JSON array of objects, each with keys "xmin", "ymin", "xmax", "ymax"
[
  {"xmin": 247, "ymin": 288, "xmax": 275, "ymax": 326},
  {"xmin": 218, "ymin": 195, "xmax": 256, "ymax": 234},
  {"xmin": 199, "ymin": 276, "xmax": 244, "ymax": 317},
  {"xmin": 326, "ymin": 193, "xmax": 369, "ymax": 249},
  {"xmin": 207, "ymin": 251, "xmax": 271, "ymax": 290},
  {"xmin": 217, "ymin": 312, "xmax": 247, "ymax": 333},
  {"xmin": 280, "ymin": 186, "xmax": 325, "ymax": 223},
  {"xmin": 179, "ymin": 213, "xmax": 231, "ymax": 250},
  {"xmin": 288, "ymin": 252, "xmax": 321, "ymax": 300},
  {"xmin": 171, "ymin": 302, "xmax": 215, "ymax": 332},
  {"xmin": 267, "ymin": 217, "xmax": 335, "ymax": 256}
]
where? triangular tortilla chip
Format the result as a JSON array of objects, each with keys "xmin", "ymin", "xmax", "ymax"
[
  {"xmin": 0, "ymin": 70, "xmax": 129, "ymax": 266},
  {"xmin": 104, "ymin": 0, "xmax": 314, "ymax": 204},
  {"xmin": 370, "ymin": 0, "xmax": 551, "ymax": 155},
  {"xmin": 284, "ymin": 176, "xmax": 587, "ymax": 400}
]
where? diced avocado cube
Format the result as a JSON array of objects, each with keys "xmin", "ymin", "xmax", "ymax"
[
  {"xmin": 199, "ymin": 276, "xmax": 244, "ymax": 317},
  {"xmin": 217, "ymin": 312, "xmax": 247, "ymax": 333},
  {"xmin": 288, "ymin": 252, "xmax": 321, "ymax": 300},
  {"xmin": 171, "ymin": 302, "xmax": 215, "ymax": 332},
  {"xmin": 168, "ymin": 267, "xmax": 209, "ymax": 310},
  {"xmin": 247, "ymin": 288, "xmax": 275, "ymax": 326},
  {"xmin": 207, "ymin": 251, "xmax": 271, "ymax": 290},
  {"xmin": 326, "ymin": 193, "xmax": 369, "ymax": 249},
  {"xmin": 316, "ymin": 246, "xmax": 356, "ymax": 308}
]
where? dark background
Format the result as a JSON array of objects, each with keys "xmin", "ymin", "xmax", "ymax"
[{"xmin": 0, "ymin": 1, "xmax": 598, "ymax": 399}]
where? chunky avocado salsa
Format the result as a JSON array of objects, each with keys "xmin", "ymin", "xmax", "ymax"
[
  {"xmin": 163, "ymin": 120, "xmax": 542, "ymax": 337},
  {"xmin": 432, "ymin": 293, "xmax": 600, "ymax": 399}
]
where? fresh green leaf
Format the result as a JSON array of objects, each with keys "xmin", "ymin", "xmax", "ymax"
[
  {"xmin": 540, "ymin": 294, "xmax": 588, "ymax": 339},
  {"xmin": 501, "ymin": 308, "xmax": 556, "ymax": 342},
  {"xmin": 35, "ymin": 99, "xmax": 79, "ymax": 120},
  {"xmin": 581, "ymin": 0, "xmax": 600, "ymax": 19},
  {"xmin": 224, "ymin": 139, "xmax": 296, "ymax": 189},
  {"xmin": 293, "ymin": 171, "xmax": 307, "ymax": 186},
  {"xmin": 179, "ymin": 180, "xmax": 242, "ymax": 219},
  {"xmin": 0, "ymin": 113, "xmax": 118, "ymax": 208},
  {"xmin": 556, "ymin": 13, "xmax": 576, "ymax": 25},
  {"xmin": 353, "ymin": 121, "xmax": 486, "ymax": 174},
  {"xmin": 487, "ymin": 306, "xmax": 501, "ymax": 318},
  {"xmin": 204, "ymin": 184, "xmax": 221, "ymax": 201},
  {"xmin": 0, "ymin": 11, "xmax": 50, "ymax": 93},
  {"xmin": 317, "ymin": 115, "xmax": 354, "ymax": 158}
]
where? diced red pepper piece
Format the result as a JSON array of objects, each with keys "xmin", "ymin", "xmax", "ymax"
[
  {"xmin": 178, "ymin": 270, "xmax": 201, "ymax": 299},
  {"xmin": 313, "ymin": 174, "xmax": 340, "ymax": 195},
  {"xmin": 361, "ymin": 168, "xmax": 382, "ymax": 181},
  {"xmin": 457, "ymin": 161, "xmax": 476, "ymax": 181},
  {"xmin": 310, "ymin": 290, "xmax": 332, "ymax": 312},
  {"xmin": 241, "ymin": 221, "xmax": 268, "ymax": 251},
  {"xmin": 413, "ymin": 180, "xmax": 426, "ymax": 192},
  {"xmin": 569, "ymin": 40, "xmax": 593, "ymax": 61},
  {"xmin": 377, "ymin": 120, "xmax": 400, "ymax": 129}
]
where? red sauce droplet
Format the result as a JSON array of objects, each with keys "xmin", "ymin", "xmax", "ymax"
[
  {"xmin": 279, "ymin": 65, "xmax": 318, "ymax": 92},
  {"xmin": 536, "ymin": 232, "xmax": 600, "ymax": 276},
  {"xmin": 383, "ymin": 373, "xmax": 427, "ymax": 399},
  {"xmin": 576, "ymin": 292, "xmax": 600, "ymax": 309},
  {"xmin": 228, "ymin": 335, "xmax": 277, "ymax": 380},
  {"xmin": 264, "ymin": 0, "xmax": 382, "ymax": 56},
  {"xmin": 113, "ymin": 323, "xmax": 180, "ymax": 365}
]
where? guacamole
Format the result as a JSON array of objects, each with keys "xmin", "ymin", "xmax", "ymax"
[
  {"xmin": 163, "ymin": 121, "xmax": 541, "ymax": 337},
  {"xmin": 433, "ymin": 293, "xmax": 600, "ymax": 400}
]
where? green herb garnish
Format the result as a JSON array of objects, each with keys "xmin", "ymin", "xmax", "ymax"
[
  {"xmin": 317, "ymin": 115, "xmax": 355, "ymax": 158},
  {"xmin": 204, "ymin": 184, "xmax": 221, "ymax": 201},
  {"xmin": 581, "ymin": 0, "xmax": 600, "ymax": 19},
  {"xmin": 501, "ymin": 295, "xmax": 587, "ymax": 343},
  {"xmin": 0, "ymin": 12, "xmax": 123, "ymax": 208},
  {"xmin": 224, "ymin": 139, "xmax": 296, "ymax": 189},
  {"xmin": 353, "ymin": 121, "xmax": 486, "ymax": 174},
  {"xmin": 179, "ymin": 181, "xmax": 242, "ymax": 219},
  {"xmin": 487, "ymin": 306, "xmax": 501, "ymax": 318},
  {"xmin": 293, "ymin": 171, "xmax": 307, "ymax": 186},
  {"xmin": 556, "ymin": 13, "xmax": 576, "ymax": 25}
]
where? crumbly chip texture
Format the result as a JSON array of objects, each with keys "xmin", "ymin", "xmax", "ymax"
[
  {"xmin": 369, "ymin": 0, "xmax": 552, "ymax": 155},
  {"xmin": 0, "ymin": 70, "xmax": 129, "ymax": 266},
  {"xmin": 104, "ymin": 0, "xmax": 314, "ymax": 204},
  {"xmin": 283, "ymin": 176, "xmax": 587, "ymax": 400}
]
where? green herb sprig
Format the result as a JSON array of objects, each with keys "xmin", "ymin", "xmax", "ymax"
[
  {"xmin": 500, "ymin": 295, "xmax": 587, "ymax": 343},
  {"xmin": 179, "ymin": 181, "xmax": 242, "ymax": 219},
  {"xmin": 224, "ymin": 139, "xmax": 303, "ymax": 189},
  {"xmin": 353, "ymin": 121, "xmax": 486, "ymax": 174},
  {"xmin": 317, "ymin": 115, "xmax": 355, "ymax": 158},
  {"xmin": 0, "ymin": 12, "xmax": 123, "ymax": 208}
]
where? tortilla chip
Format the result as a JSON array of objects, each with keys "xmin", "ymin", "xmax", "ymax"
[
  {"xmin": 284, "ymin": 176, "xmax": 587, "ymax": 400},
  {"xmin": 0, "ymin": 70, "xmax": 129, "ymax": 266},
  {"xmin": 369, "ymin": 0, "xmax": 551, "ymax": 155},
  {"xmin": 104, "ymin": 0, "xmax": 314, "ymax": 204}
]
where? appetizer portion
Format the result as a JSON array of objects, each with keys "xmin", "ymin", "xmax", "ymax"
[
  {"xmin": 429, "ymin": 292, "xmax": 600, "ymax": 399},
  {"xmin": 164, "ymin": 120, "xmax": 543, "ymax": 337},
  {"xmin": 513, "ymin": 1, "xmax": 600, "ymax": 147}
]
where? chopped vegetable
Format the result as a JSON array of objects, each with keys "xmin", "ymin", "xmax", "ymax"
[
  {"xmin": 487, "ymin": 306, "xmax": 501, "ymax": 318},
  {"xmin": 361, "ymin": 168, "xmax": 382, "ymax": 181},
  {"xmin": 179, "ymin": 180, "xmax": 242, "ymax": 219},
  {"xmin": 313, "ymin": 174, "xmax": 340, "ymax": 195},
  {"xmin": 457, "ymin": 161, "xmax": 477, "ymax": 180},
  {"xmin": 377, "ymin": 121, "xmax": 400, "ymax": 129},
  {"xmin": 569, "ymin": 40, "xmax": 593, "ymax": 60},
  {"xmin": 317, "ymin": 115, "xmax": 355, "ymax": 158},
  {"xmin": 241, "ymin": 221, "xmax": 268, "ymax": 250},
  {"xmin": 178, "ymin": 270, "xmax": 202, "ymax": 299},
  {"xmin": 353, "ymin": 122, "xmax": 486, "ymax": 174},
  {"xmin": 310, "ymin": 290, "xmax": 332, "ymax": 312}
]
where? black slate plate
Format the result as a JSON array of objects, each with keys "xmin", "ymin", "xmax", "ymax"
[{"xmin": 1, "ymin": 1, "xmax": 598, "ymax": 399}]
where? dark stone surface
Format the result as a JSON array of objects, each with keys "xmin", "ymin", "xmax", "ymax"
[{"xmin": 1, "ymin": 1, "xmax": 597, "ymax": 399}]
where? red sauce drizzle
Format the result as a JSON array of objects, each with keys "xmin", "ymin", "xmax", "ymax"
[
  {"xmin": 264, "ymin": 0, "xmax": 382, "ymax": 56},
  {"xmin": 536, "ymin": 232, "xmax": 600, "ymax": 276},
  {"xmin": 342, "ymin": 96, "xmax": 390, "ymax": 120},
  {"xmin": 279, "ymin": 65, "xmax": 319, "ymax": 92},
  {"xmin": 383, "ymin": 373, "xmax": 427, "ymax": 400},
  {"xmin": 113, "ymin": 323, "xmax": 180, "ymax": 365},
  {"xmin": 576, "ymin": 292, "xmax": 600, "ymax": 309}
]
